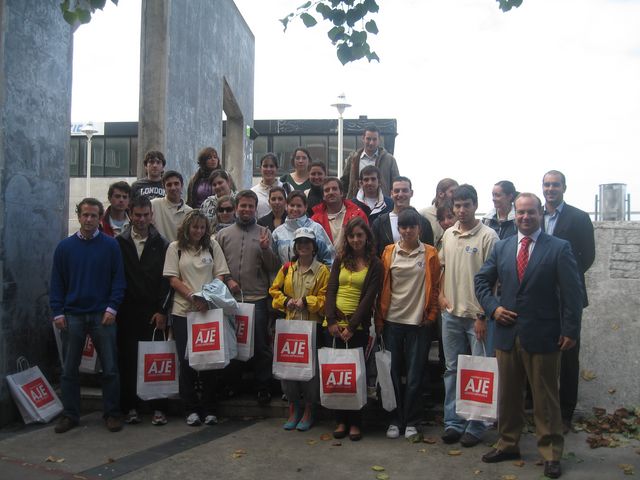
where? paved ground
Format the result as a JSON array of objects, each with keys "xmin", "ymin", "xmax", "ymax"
[{"xmin": 0, "ymin": 411, "xmax": 638, "ymax": 480}]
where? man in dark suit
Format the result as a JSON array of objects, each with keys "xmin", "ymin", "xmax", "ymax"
[
  {"xmin": 371, "ymin": 176, "xmax": 434, "ymax": 256},
  {"xmin": 542, "ymin": 170, "xmax": 595, "ymax": 432},
  {"xmin": 475, "ymin": 193, "xmax": 583, "ymax": 479}
]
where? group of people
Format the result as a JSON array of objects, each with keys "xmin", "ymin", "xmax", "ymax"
[{"xmin": 50, "ymin": 125, "xmax": 594, "ymax": 479}]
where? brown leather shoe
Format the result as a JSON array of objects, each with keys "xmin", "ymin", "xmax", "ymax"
[
  {"xmin": 54, "ymin": 416, "xmax": 78, "ymax": 434},
  {"xmin": 544, "ymin": 461, "xmax": 562, "ymax": 478},
  {"xmin": 481, "ymin": 448, "xmax": 521, "ymax": 463},
  {"xmin": 105, "ymin": 416, "xmax": 123, "ymax": 432}
]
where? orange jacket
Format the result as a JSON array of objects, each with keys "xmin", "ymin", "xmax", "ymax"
[{"xmin": 375, "ymin": 242, "xmax": 441, "ymax": 329}]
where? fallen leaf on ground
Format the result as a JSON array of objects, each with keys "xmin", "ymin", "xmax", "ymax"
[
  {"xmin": 331, "ymin": 441, "xmax": 342, "ymax": 446},
  {"xmin": 106, "ymin": 458, "xmax": 115, "ymax": 463},
  {"xmin": 306, "ymin": 440, "xmax": 316, "ymax": 445},
  {"xmin": 407, "ymin": 433, "xmax": 423, "ymax": 443},
  {"xmin": 619, "ymin": 464, "xmax": 634, "ymax": 475},
  {"xmin": 45, "ymin": 456, "xmax": 64, "ymax": 463},
  {"xmin": 320, "ymin": 433, "xmax": 332, "ymax": 441},
  {"xmin": 376, "ymin": 474, "xmax": 390, "ymax": 480},
  {"xmin": 423, "ymin": 437, "xmax": 437, "ymax": 444},
  {"xmin": 448, "ymin": 450, "xmax": 462, "ymax": 456},
  {"xmin": 501, "ymin": 475, "xmax": 518, "ymax": 480},
  {"xmin": 513, "ymin": 460, "xmax": 525, "ymax": 467},
  {"xmin": 234, "ymin": 449, "xmax": 247, "ymax": 454},
  {"xmin": 608, "ymin": 388, "xmax": 616, "ymax": 394},
  {"xmin": 417, "ymin": 448, "xmax": 427, "ymax": 453},
  {"xmin": 581, "ymin": 370, "xmax": 597, "ymax": 381},
  {"xmin": 371, "ymin": 465, "xmax": 385, "ymax": 472},
  {"xmin": 611, "ymin": 323, "xmax": 620, "ymax": 330},
  {"xmin": 473, "ymin": 470, "xmax": 482, "ymax": 475}
]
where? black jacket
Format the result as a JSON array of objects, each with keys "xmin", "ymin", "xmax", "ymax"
[
  {"xmin": 116, "ymin": 225, "xmax": 170, "ymax": 316},
  {"xmin": 371, "ymin": 208, "xmax": 434, "ymax": 257}
]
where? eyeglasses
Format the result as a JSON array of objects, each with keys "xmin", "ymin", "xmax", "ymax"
[{"xmin": 217, "ymin": 207, "xmax": 234, "ymax": 213}]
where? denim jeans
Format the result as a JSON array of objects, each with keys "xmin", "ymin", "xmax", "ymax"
[
  {"xmin": 441, "ymin": 311, "xmax": 487, "ymax": 438},
  {"xmin": 60, "ymin": 313, "xmax": 120, "ymax": 421},
  {"xmin": 249, "ymin": 298, "xmax": 272, "ymax": 389},
  {"xmin": 383, "ymin": 321, "xmax": 430, "ymax": 429}
]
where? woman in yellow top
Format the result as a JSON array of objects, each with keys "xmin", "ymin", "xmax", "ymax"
[
  {"xmin": 270, "ymin": 227, "xmax": 329, "ymax": 431},
  {"xmin": 324, "ymin": 217, "xmax": 383, "ymax": 441}
]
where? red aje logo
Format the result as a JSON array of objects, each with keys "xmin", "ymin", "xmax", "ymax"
[
  {"xmin": 276, "ymin": 333, "xmax": 309, "ymax": 363},
  {"xmin": 82, "ymin": 336, "xmax": 95, "ymax": 358},
  {"xmin": 321, "ymin": 363, "xmax": 356, "ymax": 394},
  {"xmin": 21, "ymin": 378, "xmax": 54, "ymax": 408},
  {"xmin": 460, "ymin": 369, "xmax": 494, "ymax": 404},
  {"xmin": 236, "ymin": 315, "xmax": 248, "ymax": 344},
  {"xmin": 144, "ymin": 353, "xmax": 176, "ymax": 382},
  {"xmin": 192, "ymin": 322, "xmax": 220, "ymax": 352}
]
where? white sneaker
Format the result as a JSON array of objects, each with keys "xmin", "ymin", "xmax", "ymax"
[
  {"xmin": 404, "ymin": 426, "xmax": 419, "ymax": 439},
  {"xmin": 386, "ymin": 425, "xmax": 400, "ymax": 439},
  {"xmin": 204, "ymin": 415, "xmax": 218, "ymax": 425},
  {"xmin": 124, "ymin": 409, "xmax": 141, "ymax": 424},
  {"xmin": 151, "ymin": 411, "xmax": 167, "ymax": 426},
  {"xmin": 186, "ymin": 413, "xmax": 201, "ymax": 426}
]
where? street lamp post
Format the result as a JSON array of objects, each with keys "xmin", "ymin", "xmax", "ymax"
[
  {"xmin": 80, "ymin": 121, "xmax": 98, "ymax": 198},
  {"xmin": 331, "ymin": 94, "xmax": 351, "ymax": 178}
]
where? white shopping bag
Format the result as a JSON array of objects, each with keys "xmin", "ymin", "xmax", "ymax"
[
  {"xmin": 318, "ymin": 343, "xmax": 367, "ymax": 410},
  {"xmin": 375, "ymin": 339, "xmax": 396, "ymax": 412},
  {"xmin": 52, "ymin": 324, "xmax": 101, "ymax": 374},
  {"xmin": 137, "ymin": 330, "xmax": 180, "ymax": 400},
  {"xmin": 456, "ymin": 353, "xmax": 499, "ymax": 422},
  {"xmin": 187, "ymin": 309, "xmax": 237, "ymax": 370},
  {"xmin": 272, "ymin": 319, "xmax": 316, "ymax": 381},
  {"xmin": 234, "ymin": 303, "xmax": 255, "ymax": 362},
  {"xmin": 6, "ymin": 358, "xmax": 63, "ymax": 424}
]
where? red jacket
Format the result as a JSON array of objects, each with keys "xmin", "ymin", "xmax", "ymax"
[{"xmin": 311, "ymin": 199, "xmax": 368, "ymax": 243}]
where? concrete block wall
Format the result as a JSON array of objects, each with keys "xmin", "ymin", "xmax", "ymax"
[
  {"xmin": 0, "ymin": 0, "xmax": 73, "ymax": 424},
  {"xmin": 579, "ymin": 222, "xmax": 640, "ymax": 412}
]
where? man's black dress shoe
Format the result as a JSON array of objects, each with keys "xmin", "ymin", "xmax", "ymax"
[
  {"xmin": 544, "ymin": 461, "xmax": 562, "ymax": 478},
  {"xmin": 481, "ymin": 448, "xmax": 521, "ymax": 463}
]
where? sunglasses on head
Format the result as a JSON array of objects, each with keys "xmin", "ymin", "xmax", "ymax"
[{"xmin": 217, "ymin": 206, "xmax": 234, "ymax": 213}]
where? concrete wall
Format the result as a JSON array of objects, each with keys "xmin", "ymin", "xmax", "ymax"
[
  {"xmin": 579, "ymin": 222, "xmax": 640, "ymax": 412},
  {"xmin": 138, "ymin": 0, "xmax": 255, "ymax": 189},
  {"xmin": 0, "ymin": 0, "xmax": 73, "ymax": 424}
]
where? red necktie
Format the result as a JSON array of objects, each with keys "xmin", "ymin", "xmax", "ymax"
[{"xmin": 517, "ymin": 236, "xmax": 532, "ymax": 281}]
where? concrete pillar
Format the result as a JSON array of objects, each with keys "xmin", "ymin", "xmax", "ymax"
[
  {"xmin": 138, "ymin": 0, "xmax": 254, "ymax": 188},
  {"xmin": 0, "ymin": 0, "xmax": 73, "ymax": 424}
]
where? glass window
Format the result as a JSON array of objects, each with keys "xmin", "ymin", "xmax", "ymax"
[
  {"xmin": 252, "ymin": 136, "xmax": 269, "ymax": 175},
  {"xmin": 328, "ymin": 135, "xmax": 357, "ymax": 177},
  {"xmin": 104, "ymin": 137, "xmax": 130, "ymax": 176},
  {"xmin": 300, "ymin": 135, "xmax": 328, "ymax": 166},
  {"xmin": 70, "ymin": 138, "xmax": 80, "ymax": 176},
  {"xmin": 90, "ymin": 137, "xmax": 105, "ymax": 177},
  {"xmin": 130, "ymin": 137, "xmax": 138, "ymax": 176},
  {"xmin": 273, "ymin": 136, "xmax": 300, "ymax": 175}
]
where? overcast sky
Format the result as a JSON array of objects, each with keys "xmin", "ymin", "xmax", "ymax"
[{"xmin": 71, "ymin": 0, "xmax": 640, "ymax": 214}]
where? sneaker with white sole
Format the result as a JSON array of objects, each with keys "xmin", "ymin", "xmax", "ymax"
[
  {"xmin": 151, "ymin": 411, "xmax": 167, "ymax": 426},
  {"xmin": 204, "ymin": 415, "xmax": 218, "ymax": 425},
  {"xmin": 124, "ymin": 409, "xmax": 141, "ymax": 424},
  {"xmin": 386, "ymin": 425, "xmax": 400, "ymax": 439},
  {"xmin": 404, "ymin": 426, "xmax": 419, "ymax": 439},
  {"xmin": 186, "ymin": 413, "xmax": 201, "ymax": 426}
]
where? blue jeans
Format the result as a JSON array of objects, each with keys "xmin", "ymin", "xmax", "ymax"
[
  {"xmin": 383, "ymin": 321, "xmax": 430, "ymax": 429},
  {"xmin": 60, "ymin": 313, "xmax": 120, "ymax": 421},
  {"xmin": 441, "ymin": 311, "xmax": 486, "ymax": 438}
]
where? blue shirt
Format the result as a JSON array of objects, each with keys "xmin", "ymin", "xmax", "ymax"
[{"xmin": 544, "ymin": 201, "xmax": 565, "ymax": 235}]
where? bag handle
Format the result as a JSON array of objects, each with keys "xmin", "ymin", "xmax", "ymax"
[
  {"xmin": 330, "ymin": 336, "xmax": 349, "ymax": 349},
  {"xmin": 16, "ymin": 356, "xmax": 30, "ymax": 372},
  {"xmin": 240, "ymin": 289, "xmax": 244, "ymax": 304},
  {"xmin": 379, "ymin": 336, "xmax": 386, "ymax": 352},
  {"xmin": 480, "ymin": 340, "xmax": 487, "ymax": 357},
  {"xmin": 151, "ymin": 328, "xmax": 167, "ymax": 342}
]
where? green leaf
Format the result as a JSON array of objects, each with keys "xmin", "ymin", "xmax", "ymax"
[
  {"xmin": 300, "ymin": 12, "xmax": 318, "ymax": 27},
  {"xmin": 280, "ymin": 16, "xmax": 290, "ymax": 31},
  {"xmin": 366, "ymin": 51, "xmax": 380, "ymax": 62},
  {"xmin": 364, "ymin": 19, "xmax": 378, "ymax": 34},
  {"xmin": 77, "ymin": 8, "xmax": 91, "ymax": 23},
  {"xmin": 89, "ymin": 0, "xmax": 107, "ymax": 9},
  {"xmin": 350, "ymin": 29, "xmax": 367, "ymax": 46},
  {"xmin": 327, "ymin": 25, "xmax": 346, "ymax": 42},
  {"xmin": 345, "ymin": 4, "xmax": 366, "ymax": 27},
  {"xmin": 316, "ymin": 3, "xmax": 333, "ymax": 19},
  {"xmin": 297, "ymin": 1, "xmax": 312, "ymax": 10},
  {"xmin": 364, "ymin": 0, "xmax": 379, "ymax": 13},
  {"xmin": 329, "ymin": 8, "xmax": 346, "ymax": 26},
  {"xmin": 337, "ymin": 43, "xmax": 353, "ymax": 65},
  {"xmin": 62, "ymin": 9, "xmax": 78, "ymax": 25}
]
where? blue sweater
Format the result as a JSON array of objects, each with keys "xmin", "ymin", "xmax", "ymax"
[{"xmin": 50, "ymin": 232, "xmax": 126, "ymax": 317}]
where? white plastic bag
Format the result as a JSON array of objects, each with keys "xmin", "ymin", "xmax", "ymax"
[
  {"xmin": 272, "ymin": 319, "xmax": 316, "ymax": 381},
  {"xmin": 137, "ymin": 330, "xmax": 180, "ymax": 400},
  {"xmin": 52, "ymin": 324, "xmax": 100, "ymax": 374},
  {"xmin": 234, "ymin": 303, "xmax": 255, "ymax": 362},
  {"xmin": 456, "ymin": 353, "xmax": 499, "ymax": 422},
  {"xmin": 6, "ymin": 357, "xmax": 63, "ymax": 424},
  {"xmin": 187, "ymin": 309, "xmax": 237, "ymax": 370},
  {"xmin": 375, "ymin": 339, "xmax": 396, "ymax": 412},
  {"xmin": 318, "ymin": 343, "xmax": 367, "ymax": 410}
]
